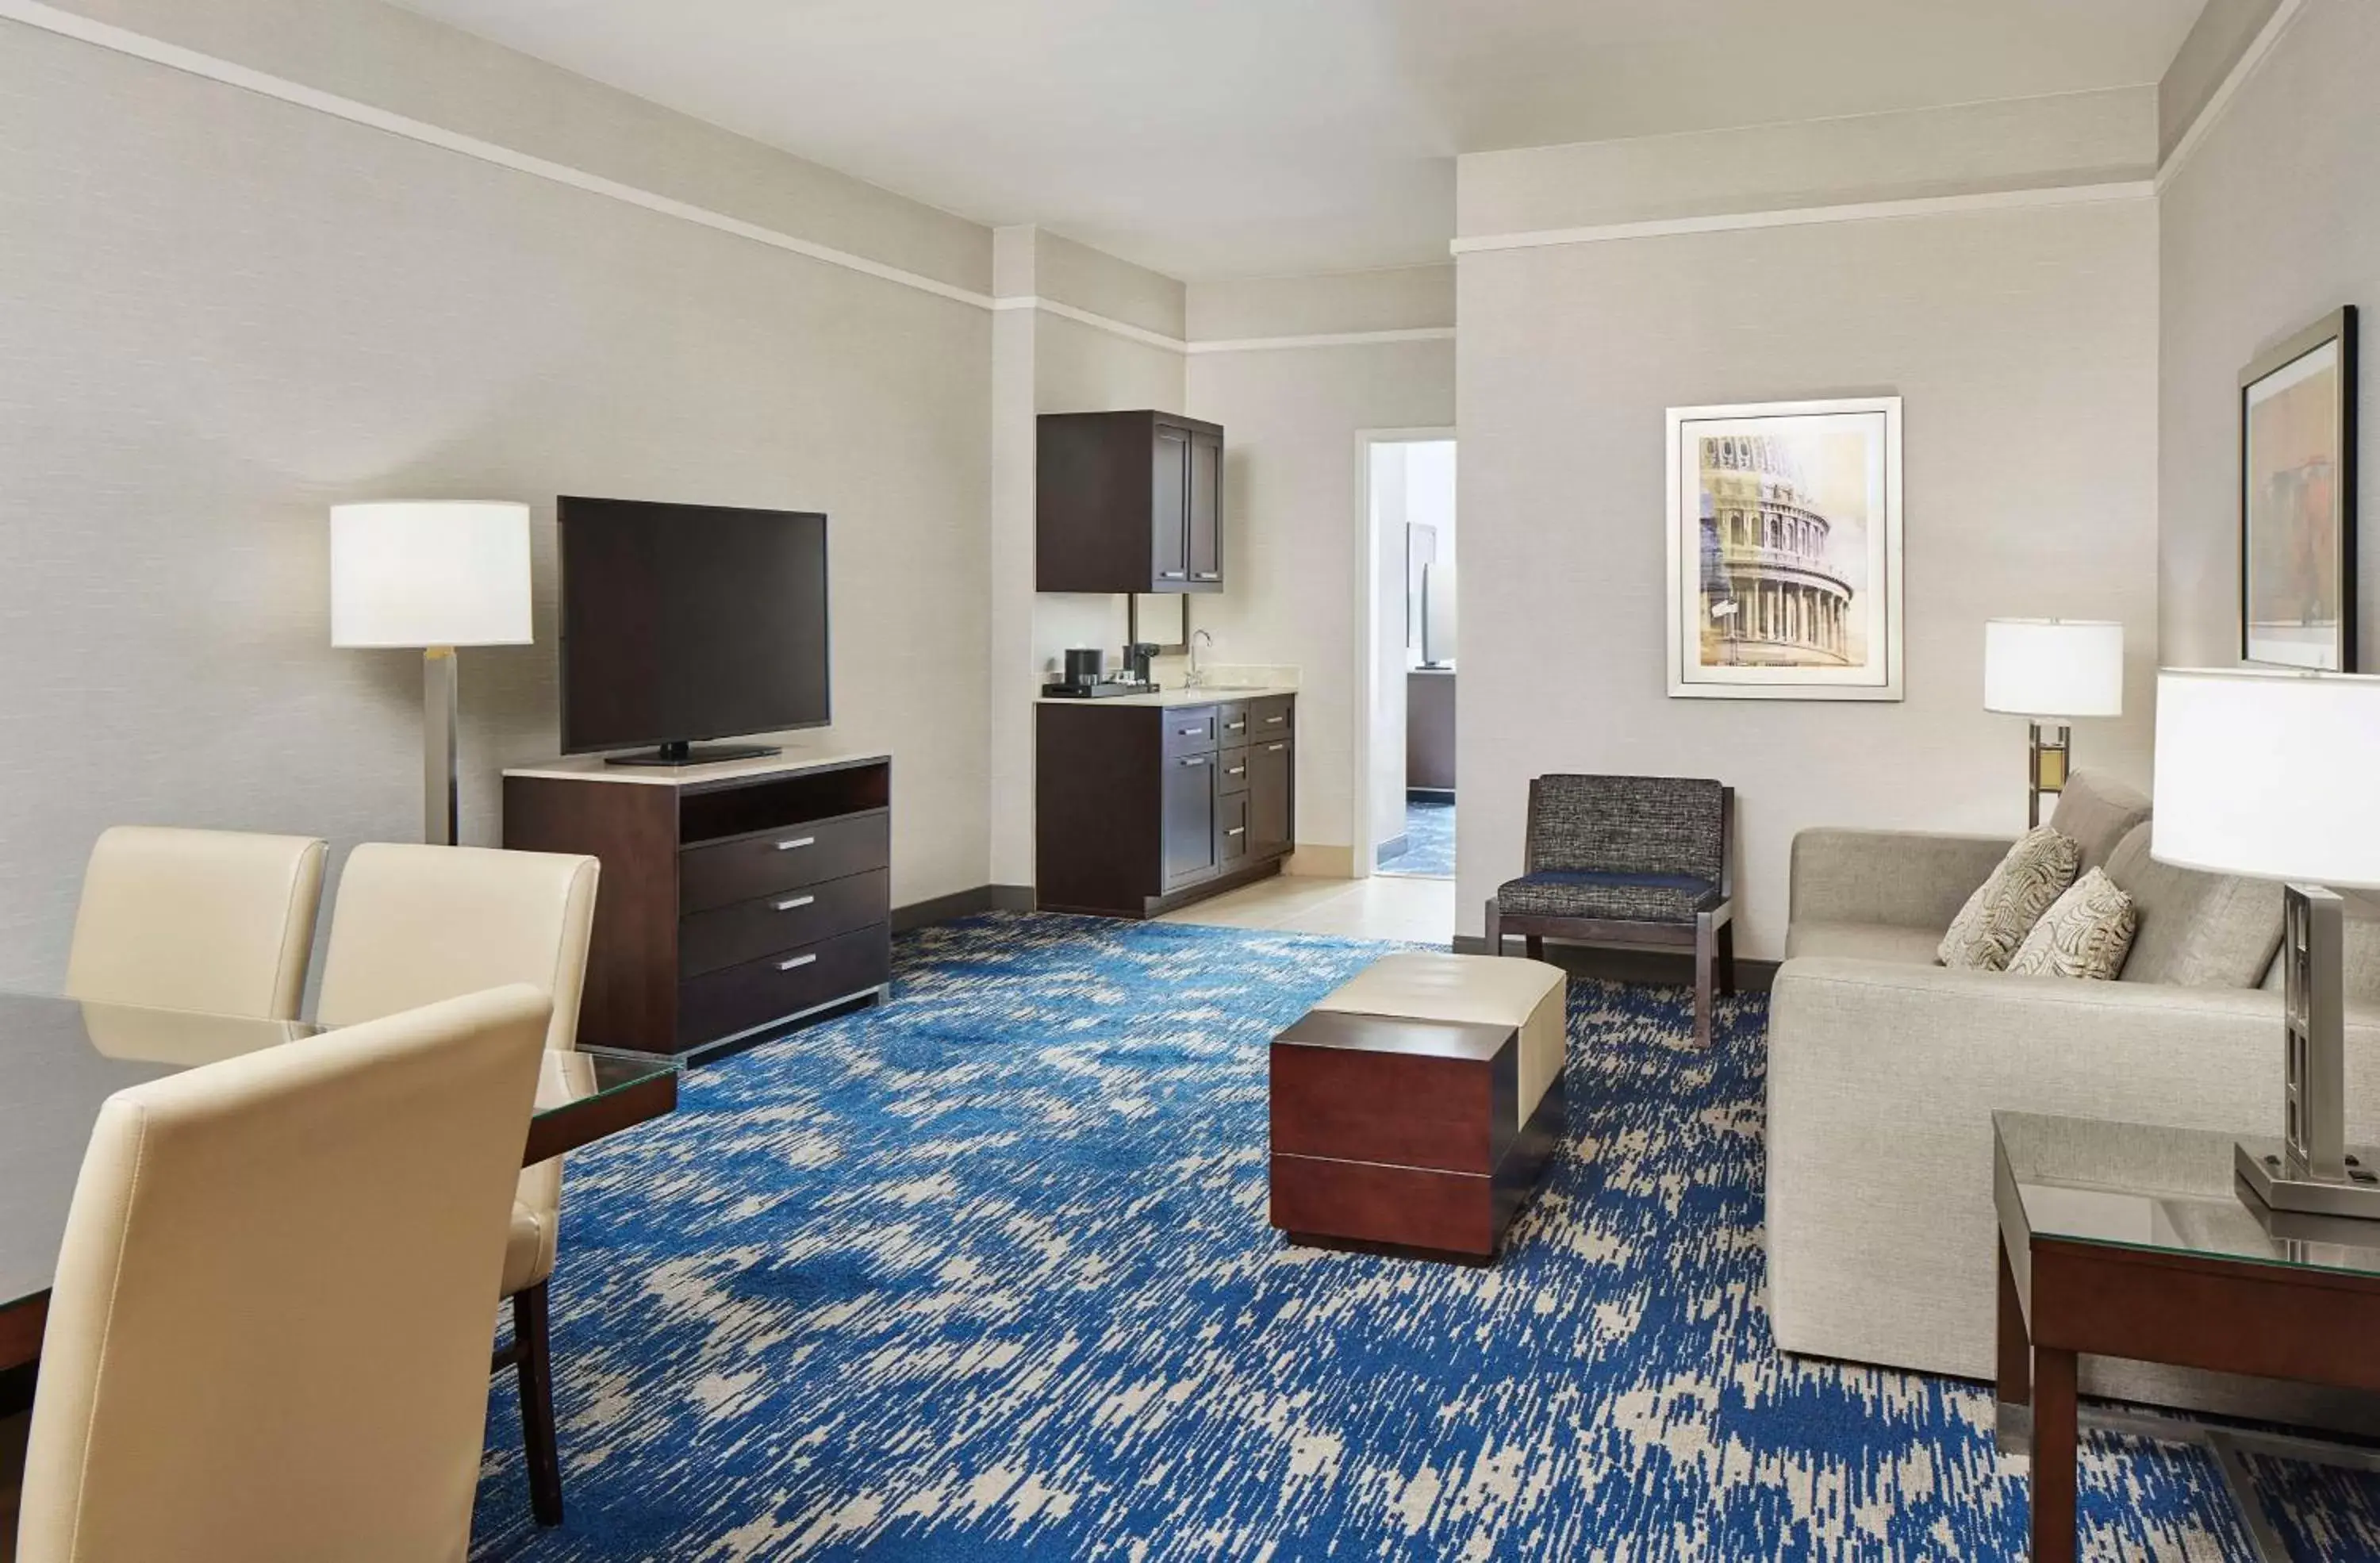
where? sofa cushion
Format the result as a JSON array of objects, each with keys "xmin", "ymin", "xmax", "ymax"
[
  {"xmin": 2009, "ymin": 868, "xmax": 2138, "ymax": 980},
  {"xmin": 1937, "ymin": 827, "xmax": 2081, "ymax": 972},
  {"xmin": 1783, "ymin": 921, "xmax": 1947, "ymax": 966},
  {"xmin": 2048, "ymin": 771, "xmax": 2152, "ymax": 873},
  {"xmin": 2106, "ymin": 823, "xmax": 2283, "ymax": 987}
]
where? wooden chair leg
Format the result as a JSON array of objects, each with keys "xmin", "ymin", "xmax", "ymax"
[
  {"xmin": 515, "ymin": 1281, "xmax": 563, "ymax": 1527},
  {"xmin": 1524, "ymin": 935, "xmax": 1544, "ymax": 961},
  {"xmin": 1693, "ymin": 913, "xmax": 1715, "ymax": 1050},
  {"xmin": 1716, "ymin": 921, "xmax": 1737, "ymax": 997}
]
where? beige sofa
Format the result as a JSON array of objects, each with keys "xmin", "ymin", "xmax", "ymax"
[{"xmin": 1766, "ymin": 773, "xmax": 2380, "ymax": 1425}]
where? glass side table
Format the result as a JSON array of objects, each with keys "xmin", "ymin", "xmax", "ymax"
[{"xmin": 1994, "ymin": 1112, "xmax": 2380, "ymax": 1562}]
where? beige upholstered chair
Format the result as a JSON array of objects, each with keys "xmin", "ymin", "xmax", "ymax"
[
  {"xmin": 315, "ymin": 843, "xmax": 600, "ymax": 1527},
  {"xmin": 7, "ymin": 984, "xmax": 551, "ymax": 1563},
  {"xmin": 63, "ymin": 826, "xmax": 328, "ymax": 1020}
]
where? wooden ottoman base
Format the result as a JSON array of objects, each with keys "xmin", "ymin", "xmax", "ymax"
[{"xmin": 1269, "ymin": 1009, "xmax": 1563, "ymax": 1262}]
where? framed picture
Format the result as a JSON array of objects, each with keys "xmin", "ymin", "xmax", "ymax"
[
  {"xmin": 2240, "ymin": 306, "xmax": 2358, "ymax": 670},
  {"xmin": 1666, "ymin": 397, "xmax": 1903, "ymax": 701}
]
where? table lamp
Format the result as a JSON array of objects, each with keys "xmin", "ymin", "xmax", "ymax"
[
  {"xmin": 1983, "ymin": 619, "xmax": 2125, "ymax": 826},
  {"xmin": 2153, "ymin": 668, "xmax": 2380, "ymax": 1219},
  {"xmin": 331, "ymin": 501, "xmax": 533, "ymax": 845}
]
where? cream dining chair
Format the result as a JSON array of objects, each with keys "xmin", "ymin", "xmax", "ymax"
[
  {"xmin": 63, "ymin": 826, "xmax": 328, "ymax": 1020},
  {"xmin": 313, "ymin": 843, "xmax": 600, "ymax": 1527},
  {"xmin": 6, "ymin": 984, "xmax": 552, "ymax": 1563}
]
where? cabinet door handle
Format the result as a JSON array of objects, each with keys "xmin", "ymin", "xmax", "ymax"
[
  {"xmin": 1177, "ymin": 725, "xmax": 1204, "ymax": 735},
  {"xmin": 1158, "ymin": 570, "xmax": 1187, "ymax": 580},
  {"xmin": 1226, "ymin": 826, "xmax": 1246, "ymax": 837},
  {"xmin": 1267, "ymin": 743, "xmax": 1286, "ymax": 752},
  {"xmin": 1226, "ymin": 766, "xmax": 1246, "ymax": 777},
  {"xmin": 1193, "ymin": 572, "xmax": 1220, "ymax": 581},
  {"xmin": 774, "ymin": 894, "xmax": 816, "ymax": 912},
  {"xmin": 1224, "ymin": 720, "xmax": 1246, "ymax": 732},
  {"xmin": 777, "ymin": 953, "xmax": 818, "ymax": 971},
  {"xmin": 774, "ymin": 836, "xmax": 816, "ymax": 851},
  {"xmin": 1179, "ymin": 755, "xmax": 1207, "ymax": 766},
  {"xmin": 1265, "ymin": 715, "xmax": 1286, "ymax": 724}
]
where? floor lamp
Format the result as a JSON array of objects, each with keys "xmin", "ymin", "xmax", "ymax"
[
  {"xmin": 330, "ymin": 501, "xmax": 533, "ymax": 846},
  {"xmin": 1983, "ymin": 619, "xmax": 2125, "ymax": 827},
  {"xmin": 2153, "ymin": 668, "xmax": 2380, "ymax": 1219}
]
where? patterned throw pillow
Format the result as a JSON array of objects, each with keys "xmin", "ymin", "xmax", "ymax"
[
  {"xmin": 2009, "ymin": 868, "xmax": 2138, "ymax": 980},
  {"xmin": 1937, "ymin": 827, "xmax": 2082, "ymax": 972}
]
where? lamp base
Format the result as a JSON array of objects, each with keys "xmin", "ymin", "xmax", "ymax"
[
  {"xmin": 2235, "ymin": 1137, "xmax": 2380, "ymax": 1222},
  {"xmin": 604, "ymin": 741, "xmax": 782, "ymax": 768}
]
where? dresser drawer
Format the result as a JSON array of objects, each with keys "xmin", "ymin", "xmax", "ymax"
[
  {"xmin": 679, "ymin": 867, "xmax": 889, "ymax": 979},
  {"xmin": 1219, "ymin": 791, "xmax": 1250, "ymax": 864},
  {"xmin": 678, "ymin": 809, "xmax": 889, "ymax": 914},
  {"xmin": 1217, "ymin": 702, "xmax": 1253, "ymax": 743},
  {"xmin": 1161, "ymin": 707, "xmax": 1220, "ymax": 757},
  {"xmin": 1251, "ymin": 696, "xmax": 1294, "ymax": 738},
  {"xmin": 1217, "ymin": 744, "xmax": 1251, "ymax": 795},
  {"xmin": 676, "ymin": 922, "xmax": 891, "ymax": 1046}
]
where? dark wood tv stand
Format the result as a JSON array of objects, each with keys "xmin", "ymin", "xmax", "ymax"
[{"xmin": 502, "ymin": 751, "xmax": 892, "ymax": 1062}]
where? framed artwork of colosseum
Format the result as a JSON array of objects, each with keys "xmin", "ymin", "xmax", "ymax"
[{"xmin": 1664, "ymin": 396, "xmax": 1903, "ymax": 701}]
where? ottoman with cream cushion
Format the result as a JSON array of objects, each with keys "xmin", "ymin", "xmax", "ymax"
[{"xmin": 1270, "ymin": 952, "xmax": 1567, "ymax": 1261}]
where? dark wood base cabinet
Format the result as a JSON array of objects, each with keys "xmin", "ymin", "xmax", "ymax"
[
  {"xmin": 503, "ymin": 754, "xmax": 893, "ymax": 1061},
  {"xmin": 1036, "ymin": 696, "xmax": 1294, "ymax": 919}
]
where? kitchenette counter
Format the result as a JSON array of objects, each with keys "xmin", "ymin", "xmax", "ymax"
[{"xmin": 1034, "ymin": 684, "xmax": 1299, "ymax": 709}]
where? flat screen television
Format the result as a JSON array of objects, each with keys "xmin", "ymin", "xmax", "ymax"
[{"xmin": 559, "ymin": 496, "xmax": 829, "ymax": 766}]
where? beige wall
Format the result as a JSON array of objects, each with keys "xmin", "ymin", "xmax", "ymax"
[
  {"xmin": 1185, "ymin": 269, "xmax": 1457, "ymax": 859},
  {"xmin": 1455, "ymin": 105, "xmax": 2161, "ymax": 955},
  {"xmin": 0, "ymin": 2, "xmax": 995, "ymax": 985},
  {"xmin": 2159, "ymin": 0, "xmax": 2290, "ymax": 159},
  {"xmin": 2159, "ymin": 1, "xmax": 2379, "ymax": 671}
]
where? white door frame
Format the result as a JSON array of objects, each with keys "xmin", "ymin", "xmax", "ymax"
[{"xmin": 1350, "ymin": 426, "xmax": 1457, "ymax": 879}]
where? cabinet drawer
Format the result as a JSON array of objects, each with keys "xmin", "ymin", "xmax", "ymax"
[
  {"xmin": 1251, "ymin": 697, "xmax": 1295, "ymax": 738},
  {"xmin": 1161, "ymin": 707, "xmax": 1220, "ymax": 757},
  {"xmin": 1217, "ymin": 702, "xmax": 1253, "ymax": 743},
  {"xmin": 679, "ymin": 810, "xmax": 889, "ymax": 914},
  {"xmin": 1217, "ymin": 745, "xmax": 1251, "ymax": 794},
  {"xmin": 680, "ymin": 867, "xmax": 889, "ymax": 980},
  {"xmin": 677, "ymin": 922, "xmax": 890, "ymax": 1047},
  {"xmin": 1219, "ymin": 791, "xmax": 1250, "ymax": 864}
]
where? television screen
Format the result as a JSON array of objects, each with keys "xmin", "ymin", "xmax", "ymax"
[{"xmin": 559, "ymin": 497, "xmax": 829, "ymax": 756}]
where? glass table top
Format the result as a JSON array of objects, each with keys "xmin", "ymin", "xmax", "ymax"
[
  {"xmin": 0, "ymin": 989, "xmax": 674, "ymax": 1314},
  {"xmin": 1994, "ymin": 1111, "xmax": 2380, "ymax": 1281}
]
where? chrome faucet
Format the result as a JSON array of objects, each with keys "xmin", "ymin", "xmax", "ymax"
[{"xmin": 1187, "ymin": 628, "xmax": 1215, "ymax": 687}]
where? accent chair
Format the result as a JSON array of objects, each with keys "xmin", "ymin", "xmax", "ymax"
[
  {"xmin": 1485, "ymin": 774, "xmax": 1736, "ymax": 1047},
  {"xmin": 314, "ymin": 843, "xmax": 600, "ymax": 1527}
]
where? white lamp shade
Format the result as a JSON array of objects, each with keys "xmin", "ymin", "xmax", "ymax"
[
  {"xmin": 329, "ymin": 501, "xmax": 532, "ymax": 648},
  {"xmin": 2152, "ymin": 668, "xmax": 2380, "ymax": 889},
  {"xmin": 1983, "ymin": 619, "xmax": 2125, "ymax": 718}
]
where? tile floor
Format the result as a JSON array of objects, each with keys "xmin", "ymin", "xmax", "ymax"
[{"xmin": 1156, "ymin": 870, "xmax": 1457, "ymax": 943}]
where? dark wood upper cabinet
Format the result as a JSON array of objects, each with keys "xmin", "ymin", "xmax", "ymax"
[{"xmin": 1038, "ymin": 410, "xmax": 1226, "ymax": 594}]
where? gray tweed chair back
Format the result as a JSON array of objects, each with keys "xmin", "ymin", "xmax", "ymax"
[{"xmin": 1523, "ymin": 775, "xmax": 1727, "ymax": 883}]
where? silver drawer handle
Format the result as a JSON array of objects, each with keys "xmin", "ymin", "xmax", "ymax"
[
  {"xmin": 1180, "ymin": 755, "xmax": 1207, "ymax": 766},
  {"xmin": 777, "ymin": 953, "xmax": 818, "ymax": 971},
  {"xmin": 1177, "ymin": 725, "xmax": 1204, "ymax": 735},
  {"xmin": 1267, "ymin": 743, "xmax": 1286, "ymax": 752},
  {"xmin": 1225, "ymin": 720, "xmax": 1246, "ymax": 732},
  {"xmin": 1194, "ymin": 572, "xmax": 1220, "ymax": 580},
  {"xmin": 1226, "ymin": 827, "xmax": 1246, "ymax": 836},
  {"xmin": 1227, "ymin": 766, "xmax": 1246, "ymax": 776},
  {"xmin": 1265, "ymin": 715, "xmax": 1285, "ymax": 724},
  {"xmin": 774, "ymin": 836, "xmax": 816, "ymax": 851},
  {"xmin": 1158, "ymin": 571, "xmax": 1187, "ymax": 579},
  {"xmin": 774, "ymin": 894, "xmax": 816, "ymax": 912}
]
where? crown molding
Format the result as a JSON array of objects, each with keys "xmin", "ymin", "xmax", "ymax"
[{"xmin": 2155, "ymin": 0, "xmax": 2306, "ymax": 191}]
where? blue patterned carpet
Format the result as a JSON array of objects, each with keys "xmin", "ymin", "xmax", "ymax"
[
  {"xmin": 468, "ymin": 915, "xmax": 2380, "ymax": 1560},
  {"xmin": 1379, "ymin": 795, "xmax": 1454, "ymax": 879}
]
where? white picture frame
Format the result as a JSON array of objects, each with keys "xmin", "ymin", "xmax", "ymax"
[{"xmin": 1664, "ymin": 396, "xmax": 1903, "ymax": 701}]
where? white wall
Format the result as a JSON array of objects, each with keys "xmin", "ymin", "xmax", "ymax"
[
  {"xmin": 0, "ymin": 0, "xmax": 995, "ymax": 985},
  {"xmin": 1455, "ymin": 102, "xmax": 2162, "ymax": 955},
  {"xmin": 1369, "ymin": 446, "xmax": 1411, "ymax": 852},
  {"xmin": 1186, "ymin": 267, "xmax": 1456, "ymax": 864},
  {"xmin": 2158, "ymin": 2, "xmax": 2380, "ymax": 671}
]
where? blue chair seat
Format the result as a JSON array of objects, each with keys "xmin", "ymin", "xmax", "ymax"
[{"xmin": 1494, "ymin": 870, "xmax": 1720, "ymax": 924}]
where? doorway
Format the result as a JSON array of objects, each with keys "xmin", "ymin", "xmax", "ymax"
[{"xmin": 1355, "ymin": 432, "xmax": 1457, "ymax": 882}]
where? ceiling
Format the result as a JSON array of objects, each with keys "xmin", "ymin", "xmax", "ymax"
[{"xmin": 390, "ymin": 0, "xmax": 2208, "ymax": 281}]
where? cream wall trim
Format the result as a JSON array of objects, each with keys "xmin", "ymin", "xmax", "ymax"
[
  {"xmin": 992, "ymin": 295, "xmax": 1185, "ymax": 353},
  {"xmin": 0, "ymin": 0, "xmax": 997, "ymax": 312},
  {"xmin": 2155, "ymin": 0, "xmax": 2306, "ymax": 190},
  {"xmin": 1450, "ymin": 180, "xmax": 2157, "ymax": 255},
  {"xmin": 1185, "ymin": 327, "xmax": 1457, "ymax": 356}
]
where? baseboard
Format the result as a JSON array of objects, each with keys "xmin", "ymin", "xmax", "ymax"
[
  {"xmin": 1448, "ymin": 935, "xmax": 1779, "ymax": 993},
  {"xmin": 1376, "ymin": 833, "xmax": 1411, "ymax": 862},
  {"xmin": 890, "ymin": 884, "xmax": 1035, "ymax": 931},
  {"xmin": 1286, "ymin": 844, "xmax": 1355, "ymax": 878}
]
